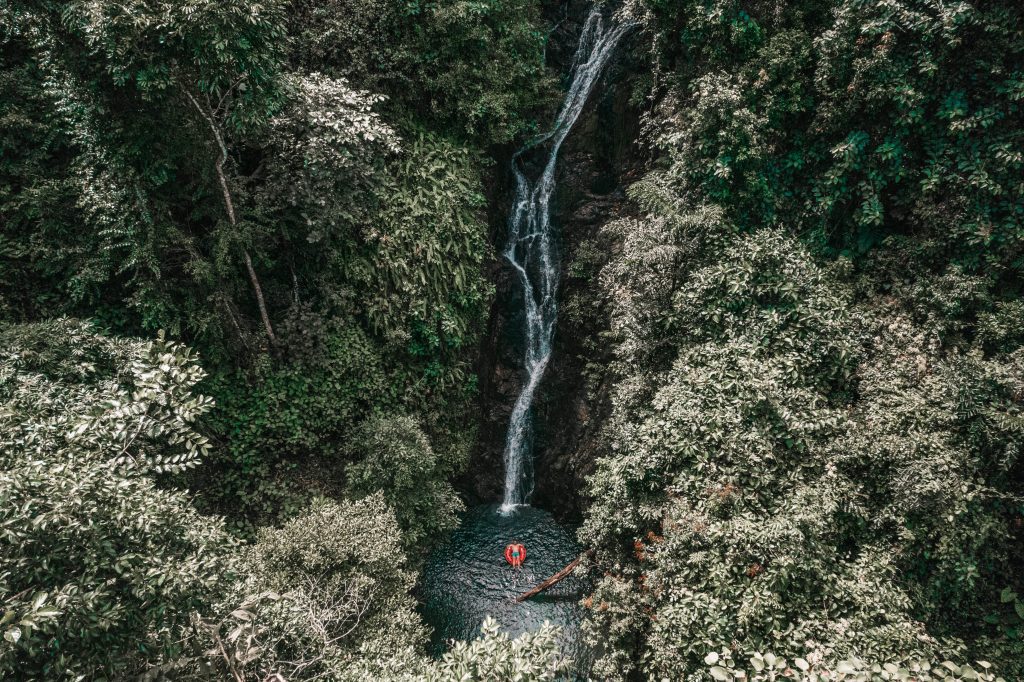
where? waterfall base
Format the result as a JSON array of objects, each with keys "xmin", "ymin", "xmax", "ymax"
[{"xmin": 419, "ymin": 505, "xmax": 591, "ymax": 672}]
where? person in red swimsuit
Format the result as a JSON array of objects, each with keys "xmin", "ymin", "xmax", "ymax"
[{"xmin": 504, "ymin": 542, "xmax": 526, "ymax": 567}]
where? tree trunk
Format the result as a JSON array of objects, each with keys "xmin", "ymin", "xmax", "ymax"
[
  {"xmin": 242, "ymin": 249, "xmax": 276, "ymax": 345},
  {"xmin": 184, "ymin": 88, "xmax": 277, "ymax": 346},
  {"xmin": 516, "ymin": 550, "xmax": 593, "ymax": 603}
]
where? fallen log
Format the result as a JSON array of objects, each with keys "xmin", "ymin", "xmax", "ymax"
[{"xmin": 516, "ymin": 549, "xmax": 594, "ymax": 603}]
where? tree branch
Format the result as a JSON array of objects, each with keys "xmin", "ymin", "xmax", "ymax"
[
  {"xmin": 516, "ymin": 549, "xmax": 593, "ymax": 603},
  {"xmin": 183, "ymin": 86, "xmax": 277, "ymax": 346}
]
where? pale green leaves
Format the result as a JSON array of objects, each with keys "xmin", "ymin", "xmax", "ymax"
[
  {"xmin": 0, "ymin": 320, "xmax": 234, "ymax": 678},
  {"xmin": 343, "ymin": 413, "xmax": 464, "ymax": 550},
  {"xmin": 0, "ymin": 319, "xmax": 214, "ymax": 475},
  {"xmin": 707, "ymin": 649, "xmax": 1006, "ymax": 682},
  {"xmin": 427, "ymin": 616, "xmax": 568, "ymax": 682},
  {"xmin": 709, "ymin": 665, "xmax": 731, "ymax": 680},
  {"xmin": 1, "ymin": 592, "xmax": 59, "ymax": 649}
]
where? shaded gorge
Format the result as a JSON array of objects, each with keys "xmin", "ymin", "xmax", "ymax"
[{"xmin": 419, "ymin": 4, "xmax": 629, "ymax": 677}]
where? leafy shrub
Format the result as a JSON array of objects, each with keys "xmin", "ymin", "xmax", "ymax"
[
  {"xmin": 183, "ymin": 495, "xmax": 425, "ymax": 680},
  {"xmin": 0, "ymin": 319, "xmax": 214, "ymax": 474},
  {"xmin": 0, "ymin": 459, "xmax": 237, "ymax": 680},
  {"xmin": 426, "ymin": 617, "xmax": 568, "ymax": 681},
  {"xmin": 261, "ymin": 70, "xmax": 400, "ymax": 251},
  {"xmin": 344, "ymin": 413, "xmax": 464, "ymax": 551},
  {"xmin": 0, "ymin": 319, "xmax": 236, "ymax": 679},
  {"xmin": 202, "ymin": 314, "xmax": 391, "ymax": 522},
  {"xmin": 581, "ymin": 205, "xmax": 1023, "ymax": 677},
  {"xmin": 365, "ymin": 131, "xmax": 493, "ymax": 352}
]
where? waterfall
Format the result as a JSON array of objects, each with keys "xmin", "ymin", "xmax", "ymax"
[{"xmin": 500, "ymin": 7, "xmax": 630, "ymax": 513}]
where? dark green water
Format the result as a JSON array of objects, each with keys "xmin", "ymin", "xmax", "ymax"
[{"xmin": 420, "ymin": 504, "xmax": 590, "ymax": 670}]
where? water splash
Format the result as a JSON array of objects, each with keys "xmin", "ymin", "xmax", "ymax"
[{"xmin": 501, "ymin": 8, "xmax": 631, "ymax": 514}]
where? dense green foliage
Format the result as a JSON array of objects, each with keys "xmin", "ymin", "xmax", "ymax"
[
  {"xmin": 0, "ymin": 320, "xmax": 236, "ymax": 679},
  {"xmin": 286, "ymin": 0, "xmax": 555, "ymax": 145},
  {"xmin": 575, "ymin": 0, "xmax": 1024, "ymax": 679},
  {"xmin": 581, "ymin": 202, "xmax": 1023, "ymax": 678},
  {"xmin": 1, "ymin": 0, "xmax": 563, "ymax": 678},
  {"xmin": 636, "ymin": 0, "xmax": 1024, "ymax": 271},
  {"xmin": 198, "ymin": 495, "xmax": 428, "ymax": 680},
  {"xmin": 2, "ymin": 0, "xmax": 1022, "ymax": 679},
  {"xmin": 0, "ymin": 321, "xmax": 564, "ymax": 679},
  {"xmin": 344, "ymin": 414, "xmax": 464, "ymax": 550},
  {"xmin": 0, "ymin": 0, "xmax": 520, "ymax": 526}
]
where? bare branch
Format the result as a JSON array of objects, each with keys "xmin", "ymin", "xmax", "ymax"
[{"xmin": 182, "ymin": 86, "xmax": 277, "ymax": 345}]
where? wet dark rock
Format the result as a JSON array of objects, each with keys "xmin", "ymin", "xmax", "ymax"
[{"xmin": 460, "ymin": 4, "xmax": 645, "ymax": 522}]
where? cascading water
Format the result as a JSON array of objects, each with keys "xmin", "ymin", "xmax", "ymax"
[{"xmin": 500, "ymin": 7, "xmax": 631, "ymax": 513}]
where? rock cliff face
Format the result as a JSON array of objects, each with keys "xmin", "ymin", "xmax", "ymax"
[{"xmin": 462, "ymin": 5, "xmax": 644, "ymax": 520}]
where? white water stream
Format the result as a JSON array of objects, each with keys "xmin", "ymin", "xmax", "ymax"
[{"xmin": 501, "ymin": 8, "xmax": 630, "ymax": 513}]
